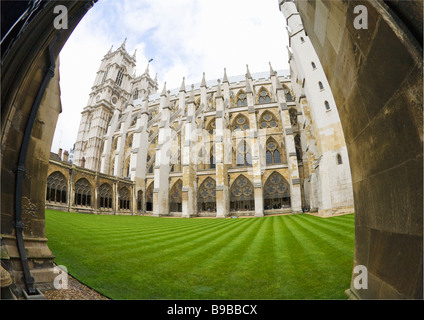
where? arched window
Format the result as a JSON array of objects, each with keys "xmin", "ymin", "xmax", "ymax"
[
  {"xmin": 74, "ymin": 178, "xmax": 92, "ymax": 207},
  {"xmin": 259, "ymin": 111, "xmax": 278, "ymax": 129},
  {"xmin": 325, "ymin": 100, "xmax": 331, "ymax": 110},
  {"xmin": 169, "ymin": 180, "xmax": 183, "ymax": 212},
  {"xmin": 124, "ymin": 156, "xmax": 131, "ymax": 177},
  {"xmin": 311, "ymin": 61, "xmax": 316, "ymax": 69},
  {"xmin": 235, "ymin": 140, "xmax": 252, "ymax": 167},
  {"xmin": 101, "ymin": 66, "xmax": 110, "ymax": 84},
  {"xmin": 232, "ymin": 114, "xmax": 250, "ymax": 131},
  {"xmin": 145, "ymin": 182, "xmax": 154, "ymax": 211},
  {"xmin": 137, "ymin": 190, "xmax": 143, "ymax": 211},
  {"xmin": 230, "ymin": 175, "xmax": 255, "ymax": 211},
  {"xmin": 318, "ymin": 81, "xmax": 324, "ymax": 90},
  {"xmin": 46, "ymin": 171, "xmax": 67, "ymax": 204},
  {"xmin": 283, "ymin": 86, "xmax": 293, "ymax": 101},
  {"xmin": 207, "ymin": 119, "xmax": 216, "ymax": 135},
  {"xmin": 295, "ymin": 134, "xmax": 302, "ymax": 161},
  {"xmin": 263, "ymin": 172, "xmax": 290, "ymax": 210},
  {"xmin": 236, "ymin": 90, "xmax": 247, "ymax": 107},
  {"xmin": 289, "ymin": 108, "xmax": 298, "ymax": 126},
  {"xmin": 98, "ymin": 183, "xmax": 113, "ymax": 209},
  {"xmin": 265, "ymin": 138, "xmax": 281, "ymax": 165},
  {"xmin": 119, "ymin": 187, "xmax": 130, "ymax": 210},
  {"xmin": 198, "ymin": 177, "xmax": 216, "ymax": 212},
  {"xmin": 337, "ymin": 154, "xmax": 343, "ymax": 165},
  {"xmin": 133, "ymin": 89, "xmax": 139, "ymax": 100},
  {"xmin": 258, "ymin": 87, "xmax": 271, "ymax": 104},
  {"xmin": 116, "ymin": 67, "xmax": 124, "ymax": 86}
]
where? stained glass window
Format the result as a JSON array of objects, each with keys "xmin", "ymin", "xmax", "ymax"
[{"xmin": 259, "ymin": 112, "xmax": 278, "ymax": 129}]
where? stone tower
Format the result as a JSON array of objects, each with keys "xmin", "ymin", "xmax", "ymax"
[
  {"xmin": 73, "ymin": 39, "xmax": 157, "ymax": 172},
  {"xmin": 279, "ymin": 0, "xmax": 354, "ymax": 215}
]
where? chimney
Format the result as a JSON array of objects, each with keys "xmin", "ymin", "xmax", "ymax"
[
  {"xmin": 63, "ymin": 150, "xmax": 69, "ymax": 162},
  {"xmin": 58, "ymin": 148, "xmax": 63, "ymax": 160}
]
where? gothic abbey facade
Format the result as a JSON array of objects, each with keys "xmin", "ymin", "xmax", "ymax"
[{"xmin": 46, "ymin": 3, "xmax": 354, "ymax": 218}]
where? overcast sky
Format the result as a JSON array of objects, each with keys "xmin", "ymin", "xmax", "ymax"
[{"xmin": 51, "ymin": 0, "xmax": 290, "ymax": 153}]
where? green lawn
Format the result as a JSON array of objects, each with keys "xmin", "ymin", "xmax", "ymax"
[{"xmin": 45, "ymin": 210, "xmax": 354, "ymax": 300}]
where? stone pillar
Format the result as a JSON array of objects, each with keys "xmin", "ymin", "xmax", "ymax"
[
  {"xmin": 181, "ymin": 83, "xmax": 198, "ymax": 218},
  {"xmin": 275, "ymin": 81, "xmax": 302, "ymax": 213},
  {"xmin": 214, "ymin": 80, "xmax": 230, "ymax": 218},
  {"xmin": 100, "ymin": 109, "xmax": 120, "ymax": 174},
  {"xmin": 153, "ymin": 84, "xmax": 171, "ymax": 217}
]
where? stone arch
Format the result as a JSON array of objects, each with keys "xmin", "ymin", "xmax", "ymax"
[
  {"xmin": 257, "ymin": 86, "xmax": 272, "ymax": 104},
  {"xmin": 231, "ymin": 113, "xmax": 250, "ymax": 131},
  {"xmin": 74, "ymin": 178, "xmax": 92, "ymax": 207},
  {"xmin": 230, "ymin": 175, "xmax": 255, "ymax": 211},
  {"xmin": 235, "ymin": 89, "xmax": 247, "ymax": 107},
  {"xmin": 46, "ymin": 171, "xmax": 67, "ymax": 204},
  {"xmin": 118, "ymin": 186, "xmax": 130, "ymax": 210},
  {"xmin": 98, "ymin": 183, "xmax": 113, "ymax": 209},
  {"xmin": 145, "ymin": 182, "xmax": 154, "ymax": 212},
  {"xmin": 169, "ymin": 179, "xmax": 183, "ymax": 212},
  {"xmin": 197, "ymin": 177, "xmax": 216, "ymax": 212},
  {"xmin": 263, "ymin": 172, "xmax": 290, "ymax": 210}
]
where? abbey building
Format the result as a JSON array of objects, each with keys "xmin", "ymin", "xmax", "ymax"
[{"xmin": 46, "ymin": 3, "xmax": 354, "ymax": 217}]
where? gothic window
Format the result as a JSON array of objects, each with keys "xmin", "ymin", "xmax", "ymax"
[
  {"xmin": 258, "ymin": 87, "xmax": 271, "ymax": 104},
  {"xmin": 124, "ymin": 156, "xmax": 131, "ymax": 177},
  {"xmin": 230, "ymin": 175, "xmax": 255, "ymax": 211},
  {"xmin": 283, "ymin": 86, "xmax": 293, "ymax": 101},
  {"xmin": 130, "ymin": 117, "xmax": 137, "ymax": 127},
  {"xmin": 101, "ymin": 66, "xmax": 110, "ymax": 84},
  {"xmin": 210, "ymin": 146, "xmax": 216, "ymax": 169},
  {"xmin": 146, "ymin": 153, "xmax": 155, "ymax": 174},
  {"xmin": 116, "ymin": 67, "xmax": 124, "ymax": 86},
  {"xmin": 169, "ymin": 180, "xmax": 183, "ymax": 212},
  {"xmin": 133, "ymin": 89, "xmax": 139, "ymax": 100},
  {"xmin": 289, "ymin": 108, "xmax": 298, "ymax": 126},
  {"xmin": 198, "ymin": 177, "xmax": 216, "ymax": 212},
  {"xmin": 263, "ymin": 172, "xmax": 290, "ymax": 210},
  {"xmin": 324, "ymin": 100, "xmax": 331, "ymax": 110},
  {"xmin": 235, "ymin": 140, "xmax": 252, "ymax": 167},
  {"xmin": 337, "ymin": 154, "xmax": 343, "ymax": 165},
  {"xmin": 236, "ymin": 90, "xmax": 247, "ymax": 107},
  {"xmin": 265, "ymin": 138, "xmax": 281, "ymax": 165},
  {"xmin": 119, "ymin": 186, "xmax": 130, "ymax": 210},
  {"xmin": 46, "ymin": 171, "xmax": 67, "ymax": 204},
  {"xmin": 145, "ymin": 183, "xmax": 154, "ymax": 211},
  {"xmin": 259, "ymin": 111, "xmax": 278, "ymax": 129},
  {"xmin": 74, "ymin": 178, "xmax": 92, "ymax": 207},
  {"xmin": 98, "ymin": 183, "xmax": 113, "ymax": 209},
  {"xmin": 232, "ymin": 114, "xmax": 250, "ymax": 131},
  {"xmin": 319, "ymin": 81, "xmax": 324, "ymax": 90},
  {"xmin": 137, "ymin": 190, "xmax": 143, "ymax": 211},
  {"xmin": 295, "ymin": 134, "xmax": 302, "ymax": 161},
  {"xmin": 207, "ymin": 119, "xmax": 216, "ymax": 135}
]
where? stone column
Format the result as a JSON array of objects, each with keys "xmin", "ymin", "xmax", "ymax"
[
  {"xmin": 153, "ymin": 84, "xmax": 171, "ymax": 217},
  {"xmin": 275, "ymin": 80, "xmax": 302, "ymax": 213},
  {"xmin": 181, "ymin": 83, "xmax": 198, "ymax": 218},
  {"xmin": 214, "ymin": 80, "xmax": 230, "ymax": 218}
]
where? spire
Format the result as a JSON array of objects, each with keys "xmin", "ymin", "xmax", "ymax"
[
  {"xmin": 188, "ymin": 84, "xmax": 195, "ymax": 103},
  {"xmin": 269, "ymin": 62, "xmax": 275, "ymax": 77},
  {"xmin": 223, "ymin": 68, "xmax": 229, "ymax": 83},
  {"xmin": 179, "ymin": 77, "xmax": 186, "ymax": 92},
  {"xmin": 107, "ymin": 45, "xmax": 113, "ymax": 54},
  {"xmin": 132, "ymin": 49, "xmax": 137, "ymax": 60},
  {"xmin": 161, "ymin": 82, "xmax": 167, "ymax": 97},
  {"xmin": 119, "ymin": 38, "xmax": 127, "ymax": 50},
  {"xmin": 246, "ymin": 64, "xmax": 252, "ymax": 80},
  {"xmin": 216, "ymin": 79, "xmax": 222, "ymax": 98},
  {"xmin": 245, "ymin": 76, "xmax": 253, "ymax": 94},
  {"xmin": 154, "ymin": 73, "xmax": 158, "ymax": 83},
  {"xmin": 200, "ymin": 72, "xmax": 207, "ymax": 88},
  {"xmin": 144, "ymin": 62, "xmax": 150, "ymax": 75}
]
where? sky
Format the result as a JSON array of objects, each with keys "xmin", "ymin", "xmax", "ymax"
[{"xmin": 51, "ymin": 0, "xmax": 290, "ymax": 153}]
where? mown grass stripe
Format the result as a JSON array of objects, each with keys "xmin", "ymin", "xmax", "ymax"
[{"xmin": 45, "ymin": 210, "xmax": 354, "ymax": 299}]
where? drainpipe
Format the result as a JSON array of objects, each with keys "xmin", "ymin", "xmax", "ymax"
[{"xmin": 14, "ymin": 37, "xmax": 57, "ymax": 296}]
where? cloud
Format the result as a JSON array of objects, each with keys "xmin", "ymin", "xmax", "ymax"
[{"xmin": 52, "ymin": 0, "xmax": 289, "ymax": 153}]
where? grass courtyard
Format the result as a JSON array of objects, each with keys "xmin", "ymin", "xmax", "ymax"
[{"xmin": 45, "ymin": 209, "xmax": 354, "ymax": 300}]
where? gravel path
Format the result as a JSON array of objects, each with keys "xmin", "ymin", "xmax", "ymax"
[{"xmin": 43, "ymin": 268, "xmax": 110, "ymax": 300}]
